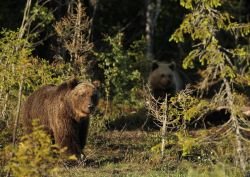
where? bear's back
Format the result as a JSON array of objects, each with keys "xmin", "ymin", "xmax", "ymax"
[
  {"xmin": 25, "ymin": 84, "xmax": 57, "ymax": 110},
  {"xmin": 22, "ymin": 84, "xmax": 59, "ymax": 131}
]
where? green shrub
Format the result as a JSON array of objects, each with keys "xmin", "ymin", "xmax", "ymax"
[
  {"xmin": 95, "ymin": 33, "xmax": 146, "ymax": 107},
  {"xmin": 4, "ymin": 120, "xmax": 74, "ymax": 177}
]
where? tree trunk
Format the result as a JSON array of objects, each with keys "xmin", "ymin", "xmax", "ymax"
[
  {"xmin": 67, "ymin": 0, "xmax": 75, "ymax": 14},
  {"xmin": 224, "ymin": 78, "xmax": 246, "ymax": 173},
  {"xmin": 88, "ymin": 0, "xmax": 98, "ymax": 42},
  {"xmin": 145, "ymin": 0, "xmax": 161, "ymax": 61},
  {"xmin": 72, "ymin": 0, "xmax": 82, "ymax": 62},
  {"xmin": 1, "ymin": 93, "xmax": 9, "ymax": 124},
  {"xmin": 19, "ymin": 0, "xmax": 32, "ymax": 39},
  {"xmin": 145, "ymin": 0, "xmax": 154, "ymax": 60},
  {"xmin": 161, "ymin": 97, "xmax": 167, "ymax": 160}
]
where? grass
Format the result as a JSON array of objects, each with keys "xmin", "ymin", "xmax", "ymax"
[{"xmin": 58, "ymin": 127, "xmax": 247, "ymax": 177}]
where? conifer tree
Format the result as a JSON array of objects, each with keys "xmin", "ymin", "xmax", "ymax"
[{"xmin": 170, "ymin": 0, "xmax": 250, "ymax": 173}]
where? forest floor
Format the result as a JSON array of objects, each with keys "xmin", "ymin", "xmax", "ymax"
[
  {"xmin": 1, "ymin": 108, "xmax": 249, "ymax": 177},
  {"xmin": 60, "ymin": 126, "xmax": 249, "ymax": 177},
  {"xmin": 61, "ymin": 130, "xmax": 183, "ymax": 177}
]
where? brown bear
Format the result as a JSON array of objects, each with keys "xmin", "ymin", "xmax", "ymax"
[
  {"xmin": 148, "ymin": 61, "xmax": 184, "ymax": 101},
  {"xmin": 22, "ymin": 78, "xmax": 99, "ymax": 157}
]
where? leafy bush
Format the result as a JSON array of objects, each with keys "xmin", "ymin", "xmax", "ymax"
[
  {"xmin": 3, "ymin": 120, "xmax": 74, "ymax": 177},
  {"xmin": 95, "ymin": 33, "xmax": 147, "ymax": 114},
  {"xmin": 96, "ymin": 33, "xmax": 144, "ymax": 103},
  {"xmin": 0, "ymin": 29, "xmax": 73, "ymax": 123}
]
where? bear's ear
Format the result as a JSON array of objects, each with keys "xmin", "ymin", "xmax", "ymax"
[
  {"xmin": 67, "ymin": 78, "xmax": 79, "ymax": 89},
  {"xmin": 92, "ymin": 80, "xmax": 100, "ymax": 89},
  {"xmin": 169, "ymin": 61, "xmax": 176, "ymax": 71},
  {"xmin": 57, "ymin": 78, "xmax": 79, "ymax": 91},
  {"xmin": 151, "ymin": 61, "xmax": 159, "ymax": 71}
]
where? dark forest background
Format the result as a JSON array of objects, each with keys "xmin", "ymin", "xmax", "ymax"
[{"xmin": 1, "ymin": 0, "xmax": 250, "ymax": 60}]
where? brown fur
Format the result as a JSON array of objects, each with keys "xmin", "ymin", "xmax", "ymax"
[
  {"xmin": 22, "ymin": 79, "xmax": 99, "ymax": 156},
  {"xmin": 148, "ymin": 61, "xmax": 184, "ymax": 100}
]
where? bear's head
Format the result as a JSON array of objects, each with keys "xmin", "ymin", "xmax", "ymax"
[
  {"xmin": 64, "ymin": 79, "xmax": 100, "ymax": 122},
  {"xmin": 149, "ymin": 61, "xmax": 176, "ymax": 91}
]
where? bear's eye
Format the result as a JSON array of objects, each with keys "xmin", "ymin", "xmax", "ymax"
[{"xmin": 79, "ymin": 93, "xmax": 86, "ymax": 98}]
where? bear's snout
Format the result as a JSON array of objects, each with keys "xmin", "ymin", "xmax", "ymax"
[
  {"xmin": 88, "ymin": 103, "xmax": 95, "ymax": 111},
  {"xmin": 160, "ymin": 76, "xmax": 172, "ymax": 87}
]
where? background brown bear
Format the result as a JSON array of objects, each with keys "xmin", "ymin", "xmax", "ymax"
[
  {"xmin": 22, "ymin": 79, "xmax": 99, "ymax": 157},
  {"xmin": 148, "ymin": 61, "xmax": 184, "ymax": 100}
]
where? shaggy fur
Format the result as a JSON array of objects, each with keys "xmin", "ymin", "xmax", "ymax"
[
  {"xmin": 22, "ymin": 79, "xmax": 99, "ymax": 156},
  {"xmin": 148, "ymin": 61, "xmax": 184, "ymax": 100}
]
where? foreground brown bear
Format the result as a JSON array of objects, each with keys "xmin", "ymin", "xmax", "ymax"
[{"xmin": 22, "ymin": 79, "xmax": 99, "ymax": 157}]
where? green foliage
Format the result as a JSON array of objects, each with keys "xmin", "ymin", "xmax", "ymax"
[
  {"xmin": 156, "ymin": 90, "xmax": 211, "ymax": 127},
  {"xmin": 169, "ymin": 0, "xmax": 250, "ymax": 172},
  {"xmin": 180, "ymin": 0, "xmax": 222, "ymax": 10},
  {"xmin": 0, "ymin": 29, "xmax": 72, "ymax": 122},
  {"xmin": 4, "ymin": 120, "xmax": 73, "ymax": 177},
  {"xmin": 21, "ymin": 1, "xmax": 54, "ymax": 42},
  {"xmin": 175, "ymin": 132, "xmax": 198, "ymax": 156},
  {"xmin": 184, "ymin": 162, "xmax": 243, "ymax": 177},
  {"xmin": 170, "ymin": 92, "xmax": 210, "ymax": 122},
  {"xmin": 0, "ymin": 29, "xmax": 67, "ymax": 89},
  {"xmin": 170, "ymin": 0, "xmax": 250, "ymax": 85},
  {"xmin": 96, "ymin": 33, "xmax": 145, "ymax": 106},
  {"xmin": 169, "ymin": 0, "xmax": 250, "ymax": 117},
  {"xmin": 31, "ymin": 2, "xmax": 54, "ymax": 25}
]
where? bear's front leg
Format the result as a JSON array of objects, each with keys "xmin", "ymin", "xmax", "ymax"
[
  {"xmin": 53, "ymin": 125, "xmax": 82, "ymax": 157},
  {"xmin": 79, "ymin": 117, "xmax": 90, "ymax": 149}
]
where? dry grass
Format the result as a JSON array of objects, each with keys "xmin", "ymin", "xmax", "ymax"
[{"xmin": 58, "ymin": 127, "xmax": 249, "ymax": 177}]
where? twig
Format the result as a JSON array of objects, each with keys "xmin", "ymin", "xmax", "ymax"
[{"xmin": 12, "ymin": 71, "xmax": 24, "ymax": 147}]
